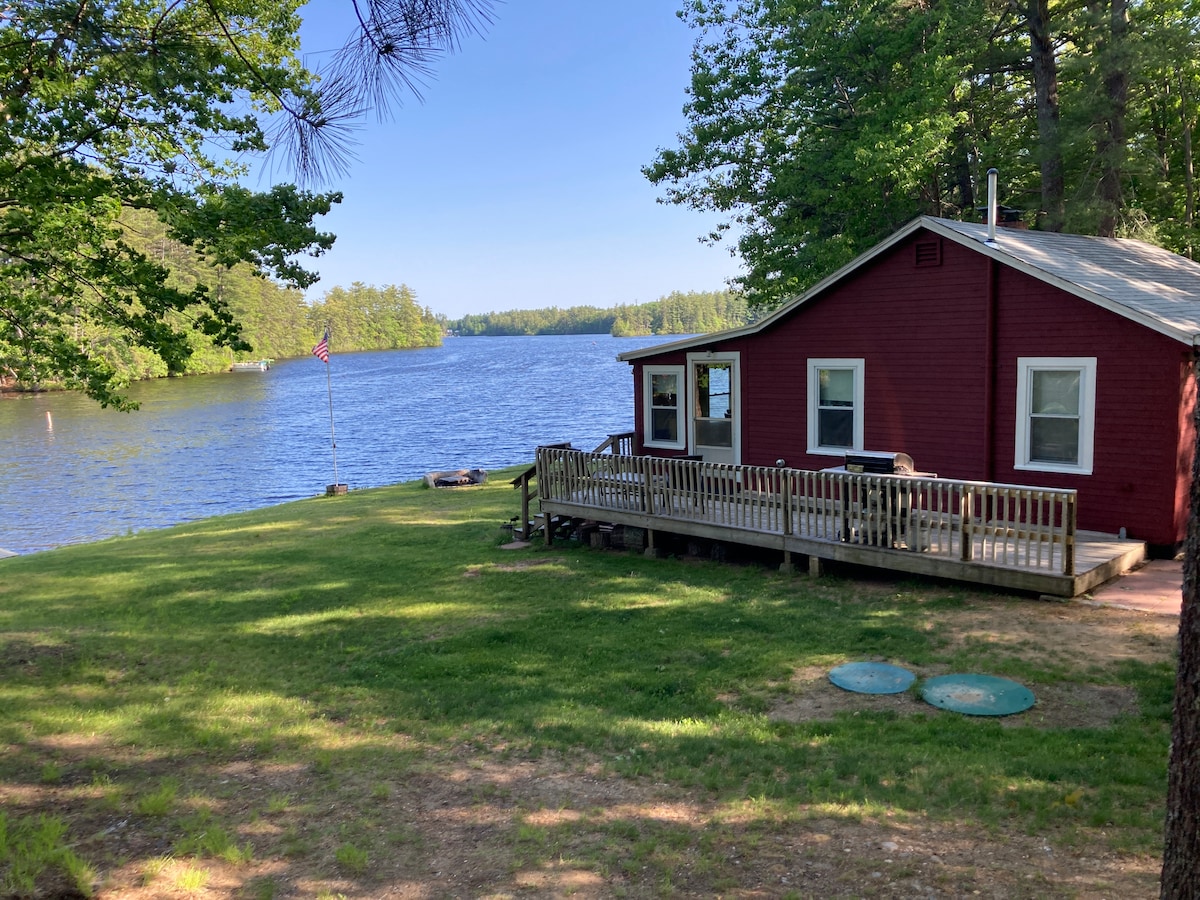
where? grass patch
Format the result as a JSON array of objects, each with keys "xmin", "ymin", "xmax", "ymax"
[
  {"xmin": 334, "ymin": 842, "xmax": 368, "ymax": 874},
  {"xmin": 135, "ymin": 778, "xmax": 179, "ymax": 816},
  {"xmin": 0, "ymin": 811, "xmax": 94, "ymax": 897},
  {"xmin": 0, "ymin": 469, "xmax": 1175, "ymax": 896}
]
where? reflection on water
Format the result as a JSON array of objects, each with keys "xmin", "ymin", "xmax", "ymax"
[{"xmin": 0, "ymin": 334, "xmax": 679, "ymax": 553}]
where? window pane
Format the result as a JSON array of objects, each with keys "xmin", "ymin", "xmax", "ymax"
[
  {"xmin": 818, "ymin": 408, "xmax": 854, "ymax": 448},
  {"xmin": 1031, "ymin": 418, "xmax": 1079, "ymax": 464},
  {"xmin": 651, "ymin": 408, "xmax": 678, "ymax": 443},
  {"xmin": 819, "ymin": 369, "xmax": 855, "ymax": 407},
  {"xmin": 695, "ymin": 418, "xmax": 733, "ymax": 447},
  {"xmin": 650, "ymin": 373, "xmax": 677, "ymax": 409},
  {"xmin": 695, "ymin": 363, "xmax": 731, "ymax": 418},
  {"xmin": 1031, "ymin": 370, "xmax": 1080, "ymax": 416}
]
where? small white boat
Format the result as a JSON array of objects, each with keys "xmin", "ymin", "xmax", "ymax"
[{"xmin": 230, "ymin": 359, "xmax": 272, "ymax": 372}]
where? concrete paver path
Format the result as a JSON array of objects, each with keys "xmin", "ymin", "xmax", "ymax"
[{"xmin": 1086, "ymin": 558, "xmax": 1182, "ymax": 616}]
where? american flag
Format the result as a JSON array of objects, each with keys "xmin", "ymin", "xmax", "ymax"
[{"xmin": 311, "ymin": 326, "xmax": 330, "ymax": 363}]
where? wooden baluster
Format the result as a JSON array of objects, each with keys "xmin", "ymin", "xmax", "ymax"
[
  {"xmin": 783, "ymin": 469, "xmax": 793, "ymax": 536},
  {"xmin": 960, "ymin": 487, "xmax": 973, "ymax": 562}
]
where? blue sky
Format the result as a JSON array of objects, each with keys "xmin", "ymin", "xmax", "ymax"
[{"xmin": 293, "ymin": 1, "xmax": 740, "ymax": 319}]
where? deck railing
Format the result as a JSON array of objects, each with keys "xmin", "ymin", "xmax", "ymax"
[
  {"xmin": 591, "ymin": 431, "xmax": 636, "ymax": 456},
  {"xmin": 535, "ymin": 447, "xmax": 1078, "ymax": 575},
  {"xmin": 511, "ymin": 435, "xmax": 635, "ymax": 539}
]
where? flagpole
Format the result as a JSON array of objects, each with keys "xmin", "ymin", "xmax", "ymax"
[
  {"xmin": 325, "ymin": 354, "xmax": 339, "ymax": 488},
  {"xmin": 312, "ymin": 324, "xmax": 343, "ymax": 494}
]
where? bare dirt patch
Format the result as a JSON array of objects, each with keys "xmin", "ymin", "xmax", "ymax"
[
  {"xmin": 464, "ymin": 555, "xmax": 571, "ymax": 577},
  {"xmin": 931, "ymin": 597, "xmax": 1175, "ymax": 670},
  {"xmin": 77, "ymin": 744, "xmax": 1160, "ymax": 899},
  {"xmin": 0, "ymin": 635, "xmax": 77, "ymax": 676},
  {"xmin": 760, "ymin": 593, "xmax": 1173, "ymax": 734},
  {"xmin": 771, "ymin": 665, "xmax": 1141, "ymax": 730}
]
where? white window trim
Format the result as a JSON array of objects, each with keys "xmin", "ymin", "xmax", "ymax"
[
  {"xmin": 1014, "ymin": 356, "xmax": 1096, "ymax": 475},
  {"xmin": 807, "ymin": 358, "xmax": 865, "ymax": 456},
  {"xmin": 642, "ymin": 364, "xmax": 687, "ymax": 450}
]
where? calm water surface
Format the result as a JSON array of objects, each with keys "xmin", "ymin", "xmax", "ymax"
[{"xmin": 0, "ymin": 334, "xmax": 680, "ymax": 554}]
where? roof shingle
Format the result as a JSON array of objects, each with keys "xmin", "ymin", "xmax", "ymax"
[{"xmin": 929, "ymin": 217, "xmax": 1200, "ymax": 343}]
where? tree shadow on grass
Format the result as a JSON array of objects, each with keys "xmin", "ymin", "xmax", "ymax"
[{"xmin": 0, "ymin": 484, "xmax": 1174, "ymax": 896}]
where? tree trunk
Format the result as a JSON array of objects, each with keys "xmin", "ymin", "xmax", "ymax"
[
  {"xmin": 951, "ymin": 125, "xmax": 975, "ymax": 219},
  {"xmin": 1095, "ymin": 0, "xmax": 1129, "ymax": 237},
  {"xmin": 1163, "ymin": 357, "xmax": 1200, "ymax": 897},
  {"xmin": 1028, "ymin": 0, "xmax": 1065, "ymax": 231},
  {"xmin": 1181, "ymin": 73, "xmax": 1195, "ymax": 247}
]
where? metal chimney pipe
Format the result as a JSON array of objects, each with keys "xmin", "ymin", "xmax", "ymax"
[{"xmin": 986, "ymin": 167, "xmax": 999, "ymax": 244}]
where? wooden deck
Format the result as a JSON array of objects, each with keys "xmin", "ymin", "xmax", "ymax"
[{"xmin": 532, "ymin": 446, "xmax": 1145, "ymax": 597}]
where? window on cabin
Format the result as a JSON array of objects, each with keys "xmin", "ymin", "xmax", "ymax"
[
  {"xmin": 808, "ymin": 359, "xmax": 864, "ymax": 455},
  {"xmin": 1015, "ymin": 358, "xmax": 1096, "ymax": 475},
  {"xmin": 643, "ymin": 366, "xmax": 686, "ymax": 449}
]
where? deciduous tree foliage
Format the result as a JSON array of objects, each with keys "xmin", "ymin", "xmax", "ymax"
[
  {"xmin": 651, "ymin": 0, "xmax": 1200, "ymax": 310},
  {"xmin": 0, "ymin": 0, "xmax": 491, "ymax": 407}
]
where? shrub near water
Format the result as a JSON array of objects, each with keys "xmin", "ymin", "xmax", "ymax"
[{"xmin": 0, "ymin": 472, "xmax": 1175, "ymax": 895}]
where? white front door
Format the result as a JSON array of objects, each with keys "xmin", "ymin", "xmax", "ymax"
[{"xmin": 688, "ymin": 352, "xmax": 740, "ymax": 465}]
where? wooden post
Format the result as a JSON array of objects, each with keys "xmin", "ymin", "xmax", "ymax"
[
  {"xmin": 644, "ymin": 528, "xmax": 657, "ymax": 557},
  {"xmin": 779, "ymin": 548, "xmax": 794, "ymax": 574},
  {"xmin": 960, "ymin": 489, "xmax": 974, "ymax": 562},
  {"xmin": 518, "ymin": 473, "xmax": 532, "ymax": 541},
  {"xmin": 809, "ymin": 555, "xmax": 823, "ymax": 577},
  {"xmin": 1063, "ymin": 493, "xmax": 1076, "ymax": 575}
]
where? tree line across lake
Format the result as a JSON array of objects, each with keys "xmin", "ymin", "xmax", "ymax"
[
  {"xmin": 1, "ymin": 210, "xmax": 743, "ymax": 392},
  {"xmin": 448, "ymin": 290, "xmax": 750, "ymax": 337}
]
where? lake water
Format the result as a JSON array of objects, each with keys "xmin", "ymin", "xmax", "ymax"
[{"xmin": 0, "ymin": 334, "xmax": 681, "ymax": 554}]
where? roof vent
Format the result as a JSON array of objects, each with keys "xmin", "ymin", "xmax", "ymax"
[
  {"xmin": 914, "ymin": 239, "xmax": 942, "ymax": 267},
  {"xmin": 985, "ymin": 167, "xmax": 999, "ymax": 245}
]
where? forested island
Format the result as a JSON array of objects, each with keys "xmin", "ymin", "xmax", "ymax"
[{"xmin": 448, "ymin": 290, "xmax": 749, "ymax": 336}]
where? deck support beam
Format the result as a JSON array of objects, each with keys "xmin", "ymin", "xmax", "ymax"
[
  {"xmin": 643, "ymin": 528, "xmax": 657, "ymax": 557},
  {"xmin": 809, "ymin": 555, "xmax": 824, "ymax": 577},
  {"xmin": 779, "ymin": 549, "xmax": 794, "ymax": 574}
]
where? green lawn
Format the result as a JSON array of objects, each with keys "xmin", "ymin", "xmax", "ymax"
[{"xmin": 0, "ymin": 471, "xmax": 1175, "ymax": 897}]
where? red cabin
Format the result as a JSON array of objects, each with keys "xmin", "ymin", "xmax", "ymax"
[{"xmin": 619, "ymin": 217, "xmax": 1200, "ymax": 551}]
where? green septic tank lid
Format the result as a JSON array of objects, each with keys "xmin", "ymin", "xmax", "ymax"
[
  {"xmin": 921, "ymin": 674, "xmax": 1036, "ymax": 716},
  {"xmin": 828, "ymin": 662, "xmax": 916, "ymax": 695}
]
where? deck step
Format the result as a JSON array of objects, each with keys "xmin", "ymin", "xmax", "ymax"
[
  {"xmin": 1071, "ymin": 533, "xmax": 1148, "ymax": 596},
  {"xmin": 517, "ymin": 512, "xmax": 570, "ymax": 541}
]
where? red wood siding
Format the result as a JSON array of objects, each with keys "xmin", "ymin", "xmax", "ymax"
[
  {"xmin": 627, "ymin": 228, "xmax": 1194, "ymax": 546},
  {"xmin": 987, "ymin": 263, "xmax": 1191, "ymax": 546},
  {"xmin": 726, "ymin": 233, "xmax": 992, "ymax": 479}
]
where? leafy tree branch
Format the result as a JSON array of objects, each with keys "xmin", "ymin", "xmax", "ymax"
[{"xmin": 0, "ymin": 0, "xmax": 493, "ymax": 406}]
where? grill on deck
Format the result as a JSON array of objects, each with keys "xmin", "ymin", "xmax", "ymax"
[{"xmin": 842, "ymin": 451, "xmax": 915, "ymax": 476}]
